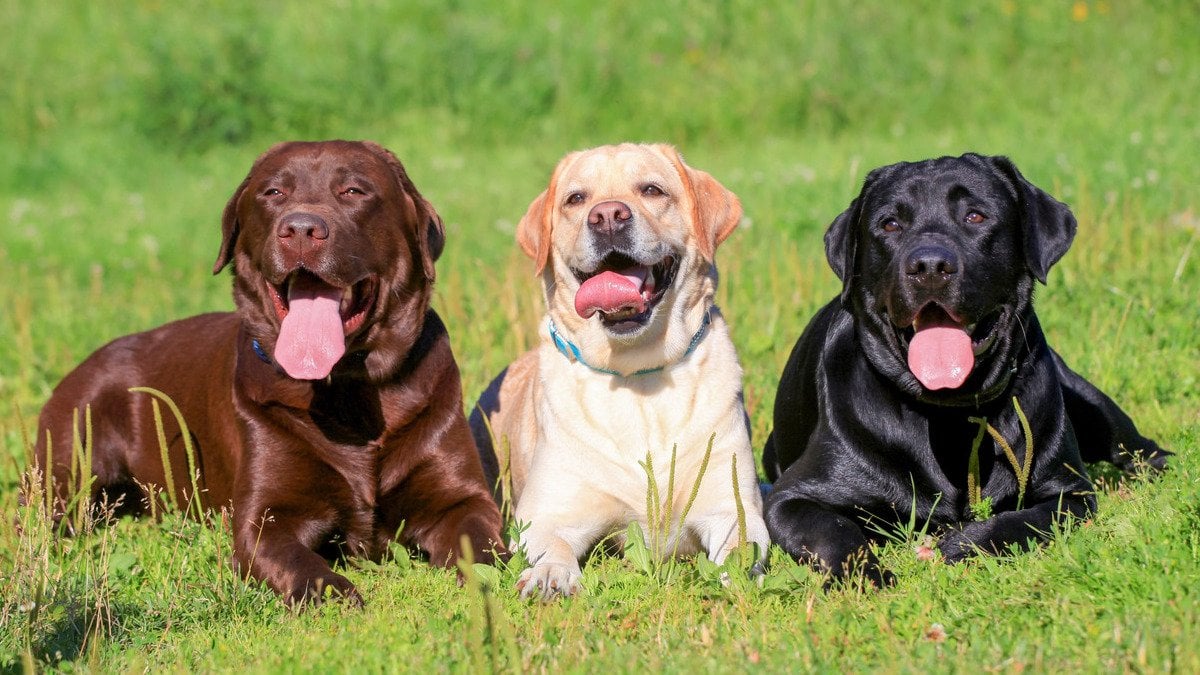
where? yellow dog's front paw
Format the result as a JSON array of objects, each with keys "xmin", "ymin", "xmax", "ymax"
[{"xmin": 516, "ymin": 563, "xmax": 582, "ymax": 601}]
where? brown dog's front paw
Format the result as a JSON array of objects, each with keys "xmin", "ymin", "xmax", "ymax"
[{"xmin": 285, "ymin": 573, "xmax": 363, "ymax": 609}]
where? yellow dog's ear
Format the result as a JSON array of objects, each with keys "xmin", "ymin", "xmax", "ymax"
[
  {"xmin": 517, "ymin": 152, "xmax": 580, "ymax": 275},
  {"xmin": 516, "ymin": 187, "xmax": 553, "ymax": 275},
  {"xmin": 658, "ymin": 144, "xmax": 743, "ymax": 261}
]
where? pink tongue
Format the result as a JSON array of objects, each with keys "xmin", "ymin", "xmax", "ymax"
[
  {"xmin": 275, "ymin": 276, "xmax": 346, "ymax": 380},
  {"xmin": 574, "ymin": 268, "xmax": 648, "ymax": 319},
  {"xmin": 908, "ymin": 326, "xmax": 974, "ymax": 390}
]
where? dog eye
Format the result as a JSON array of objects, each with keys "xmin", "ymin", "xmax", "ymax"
[
  {"xmin": 340, "ymin": 187, "xmax": 367, "ymax": 196},
  {"xmin": 565, "ymin": 192, "xmax": 586, "ymax": 206},
  {"xmin": 881, "ymin": 217, "xmax": 902, "ymax": 233},
  {"xmin": 965, "ymin": 211, "xmax": 987, "ymax": 224},
  {"xmin": 263, "ymin": 188, "xmax": 284, "ymax": 197},
  {"xmin": 641, "ymin": 184, "xmax": 666, "ymax": 197}
]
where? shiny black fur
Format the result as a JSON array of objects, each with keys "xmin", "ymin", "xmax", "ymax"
[{"xmin": 763, "ymin": 154, "xmax": 1168, "ymax": 586}]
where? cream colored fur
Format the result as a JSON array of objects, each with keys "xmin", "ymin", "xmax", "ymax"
[{"xmin": 478, "ymin": 144, "xmax": 769, "ymax": 600}]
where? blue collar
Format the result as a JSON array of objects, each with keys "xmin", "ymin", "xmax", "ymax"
[
  {"xmin": 548, "ymin": 311, "xmax": 712, "ymax": 377},
  {"xmin": 251, "ymin": 338, "xmax": 272, "ymax": 364}
]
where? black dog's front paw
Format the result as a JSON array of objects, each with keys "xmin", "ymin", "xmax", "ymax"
[
  {"xmin": 820, "ymin": 549, "xmax": 896, "ymax": 591},
  {"xmin": 937, "ymin": 527, "xmax": 974, "ymax": 563},
  {"xmin": 938, "ymin": 521, "xmax": 1001, "ymax": 563}
]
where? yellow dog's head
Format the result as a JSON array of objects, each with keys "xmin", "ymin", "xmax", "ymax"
[{"xmin": 517, "ymin": 143, "xmax": 742, "ymax": 374}]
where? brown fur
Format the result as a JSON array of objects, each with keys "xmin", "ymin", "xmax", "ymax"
[{"xmin": 34, "ymin": 141, "xmax": 503, "ymax": 606}]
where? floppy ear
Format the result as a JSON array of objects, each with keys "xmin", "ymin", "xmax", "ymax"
[
  {"xmin": 658, "ymin": 145, "xmax": 742, "ymax": 261},
  {"xmin": 824, "ymin": 196, "xmax": 862, "ymax": 303},
  {"xmin": 416, "ymin": 196, "xmax": 445, "ymax": 282},
  {"xmin": 366, "ymin": 141, "xmax": 445, "ymax": 282},
  {"xmin": 990, "ymin": 155, "xmax": 1077, "ymax": 283},
  {"xmin": 517, "ymin": 159, "xmax": 565, "ymax": 275},
  {"xmin": 213, "ymin": 174, "xmax": 249, "ymax": 275}
]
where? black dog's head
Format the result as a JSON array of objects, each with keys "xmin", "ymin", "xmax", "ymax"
[{"xmin": 825, "ymin": 153, "xmax": 1076, "ymax": 404}]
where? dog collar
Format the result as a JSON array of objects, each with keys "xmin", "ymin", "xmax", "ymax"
[
  {"xmin": 548, "ymin": 312, "xmax": 711, "ymax": 377},
  {"xmin": 251, "ymin": 338, "xmax": 272, "ymax": 365}
]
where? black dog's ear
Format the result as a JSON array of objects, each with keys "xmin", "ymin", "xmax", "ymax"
[
  {"xmin": 824, "ymin": 195, "xmax": 862, "ymax": 302},
  {"xmin": 990, "ymin": 156, "xmax": 1077, "ymax": 283}
]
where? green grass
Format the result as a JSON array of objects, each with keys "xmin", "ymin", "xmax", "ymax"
[{"xmin": 2, "ymin": 0, "xmax": 1198, "ymax": 671}]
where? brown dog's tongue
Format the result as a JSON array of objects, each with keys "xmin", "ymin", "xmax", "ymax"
[
  {"xmin": 908, "ymin": 325, "xmax": 974, "ymax": 390},
  {"xmin": 275, "ymin": 276, "xmax": 346, "ymax": 380},
  {"xmin": 574, "ymin": 267, "xmax": 649, "ymax": 319}
]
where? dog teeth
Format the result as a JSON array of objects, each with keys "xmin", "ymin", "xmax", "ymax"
[
  {"xmin": 604, "ymin": 308, "xmax": 637, "ymax": 322},
  {"xmin": 339, "ymin": 288, "xmax": 352, "ymax": 314}
]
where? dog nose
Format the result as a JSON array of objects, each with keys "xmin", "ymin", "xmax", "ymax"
[
  {"xmin": 905, "ymin": 245, "xmax": 959, "ymax": 287},
  {"xmin": 587, "ymin": 201, "xmax": 633, "ymax": 235},
  {"xmin": 277, "ymin": 213, "xmax": 330, "ymax": 240}
]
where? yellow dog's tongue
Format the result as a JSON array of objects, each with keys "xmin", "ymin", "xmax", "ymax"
[
  {"xmin": 908, "ymin": 325, "xmax": 974, "ymax": 390},
  {"xmin": 574, "ymin": 268, "xmax": 648, "ymax": 319},
  {"xmin": 275, "ymin": 276, "xmax": 346, "ymax": 380}
]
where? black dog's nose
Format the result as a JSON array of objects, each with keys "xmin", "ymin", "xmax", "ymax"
[
  {"xmin": 277, "ymin": 213, "xmax": 330, "ymax": 240},
  {"xmin": 587, "ymin": 201, "xmax": 633, "ymax": 235},
  {"xmin": 905, "ymin": 245, "xmax": 959, "ymax": 287}
]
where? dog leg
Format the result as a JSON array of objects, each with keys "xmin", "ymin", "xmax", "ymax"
[
  {"xmin": 1051, "ymin": 349, "xmax": 1170, "ymax": 470},
  {"xmin": 513, "ymin": 517, "xmax": 610, "ymax": 601},
  {"xmin": 233, "ymin": 511, "xmax": 362, "ymax": 608},
  {"xmin": 938, "ymin": 492, "xmax": 1094, "ymax": 562},
  {"xmin": 692, "ymin": 510, "xmax": 771, "ymax": 580},
  {"xmin": 765, "ymin": 494, "xmax": 895, "ymax": 588}
]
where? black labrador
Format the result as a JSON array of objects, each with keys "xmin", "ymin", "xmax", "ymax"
[{"xmin": 763, "ymin": 153, "xmax": 1168, "ymax": 586}]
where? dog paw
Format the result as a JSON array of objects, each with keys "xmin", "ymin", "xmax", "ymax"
[
  {"xmin": 285, "ymin": 574, "xmax": 363, "ymax": 609},
  {"xmin": 938, "ymin": 521, "xmax": 990, "ymax": 563},
  {"xmin": 516, "ymin": 563, "xmax": 581, "ymax": 601}
]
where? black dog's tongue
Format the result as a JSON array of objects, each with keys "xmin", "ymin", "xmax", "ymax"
[{"xmin": 907, "ymin": 309, "xmax": 973, "ymax": 390}]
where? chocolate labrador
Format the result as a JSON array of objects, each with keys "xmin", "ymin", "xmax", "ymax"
[
  {"xmin": 763, "ymin": 153, "xmax": 1168, "ymax": 586},
  {"xmin": 33, "ymin": 140, "xmax": 503, "ymax": 605}
]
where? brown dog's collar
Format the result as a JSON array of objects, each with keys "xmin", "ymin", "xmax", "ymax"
[{"xmin": 251, "ymin": 338, "xmax": 273, "ymax": 365}]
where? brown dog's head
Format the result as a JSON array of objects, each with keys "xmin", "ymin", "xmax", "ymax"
[
  {"xmin": 517, "ymin": 143, "xmax": 741, "ymax": 375},
  {"xmin": 214, "ymin": 140, "xmax": 444, "ymax": 382}
]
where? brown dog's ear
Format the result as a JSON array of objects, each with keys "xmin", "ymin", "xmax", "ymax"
[
  {"xmin": 987, "ymin": 155, "xmax": 1077, "ymax": 283},
  {"xmin": 214, "ymin": 143, "xmax": 296, "ymax": 275},
  {"xmin": 365, "ymin": 141, "xmax": 445, "ymax": 282},
  {"xmin": 213, "ymin": 174, "xmax": 249, "ymax": 275},
  {"xmin": 660, "ymin": 145, "xmax": 742, "ymax": 261},
  {"xmin": 417, "ymin": 196, "xmax": 445, "ymax": 282}
]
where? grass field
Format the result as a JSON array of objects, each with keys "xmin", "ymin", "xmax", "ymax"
[{"xmin": 2, "ymin": 1, "xmax": 1198, "ymax": 671}]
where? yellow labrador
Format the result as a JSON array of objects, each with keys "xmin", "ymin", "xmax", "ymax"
[{"xmin": 471, "ymin": 143, "xmax": 769, "ymax": 599}]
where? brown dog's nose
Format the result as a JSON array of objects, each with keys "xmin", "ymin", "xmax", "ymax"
[
  {"xmin": 278, "ymin": 213, "xmax": 330, "ymax": 240},
  {"xmin": 587, "ymin": 201, "xmax": 633, "ymax": 235},
  {"xmin": 905, "ymin": 245, "xmax": 958, "ymax": 288}
]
